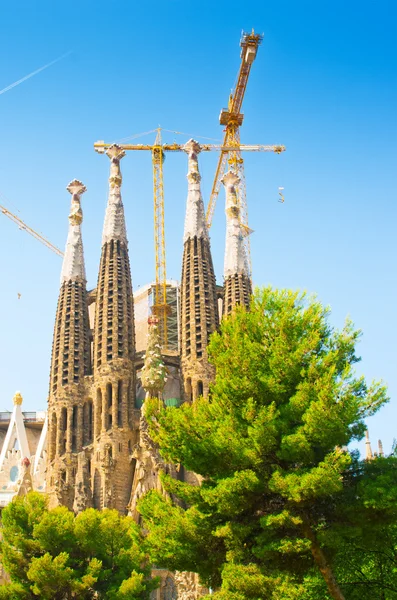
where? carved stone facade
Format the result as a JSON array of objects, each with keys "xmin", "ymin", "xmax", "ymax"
[
  {"xmin": 221, "ymin": 170, "xmax": 252, "ymax": 314},
  {"xmin": 180, "ymin": 140, "xmax": 219, "ymax": 401},
  {"xmin": 150, "ymin": 571, "xmax": 207, "ymax": 600},
  {"xmin": 46, "ymin": 180, "xmax": 92, "ymax": 510},
  {"xmin": 0, "ymin": 140, "xmax": 254, "ymax": 598}
]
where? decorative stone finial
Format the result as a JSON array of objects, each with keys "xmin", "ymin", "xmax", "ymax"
[
  {"xmin": 221, "ymin": 170, "xmax": 241, "ymax": 220},
  {"xmin": 222, "ymin": 170, "xmax": 249, "ymax": 278},
  {"xmin": 60, "ymin": 179, "xmax": 87, "ymax": 284},
  {"xmin": 13, "ymin": 391, "xmax": 23, "ymax": 405},
  {"xmin": 106, "ymin": 144, "xmax": 126, "ymax": 188},
  {"xmin": 221, "ymin": 170, "xmax": 240, "ymax": 190},
  {"xmin": 102, "ymin": 145, "xmax": 128, "ymax": 245},
  {"xmin": 66, "ymin": 179, "xmax": 86, "ymax": 226},
  {"xmin": 183, "ymin": 138, "xmax": 201, "ymax": 157},
  {"xmin": 182, "ymin": 139, "xmax": 207, "ymax": 242}
]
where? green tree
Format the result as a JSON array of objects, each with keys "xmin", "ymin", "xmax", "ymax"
[
  {"xmin": 138, "ymin": 287, "xmax": 388, "ymax": 600},
  {"xmin": 0, "ymin": 492, "xmax": 158, "ymax": 599},
  {"xmin": 322, "ymin": 452, "xmax": 397, "ymax": 599}
]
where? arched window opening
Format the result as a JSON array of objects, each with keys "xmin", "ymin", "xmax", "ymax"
[
  {"xmin": 106, "ymin": 383, "xmax": 112, "ymax": 430},
  {"xmin": 60, "ymin": 407, "xmax": 67, "ymax": 456},
  {"xmin": 72, "ymin": 406, "xmax": 77, "ymax": 452},
  {"xmin": 186, "ymin": 378, "xmax": 192, "ymax": 403},
  {"xmin": 50, "ymin": 412, "xmax": 57, "ymax": 461},
  {"xmin": 107, "ymin": 382, "xmax": 113, "ymax": 407},
  {"xmin": 117, "ymin": 380, "xmax": 123, "ymax": 427},
  {"xmin": 88, "ymin": 400, "xmax": 93, "ymax": 442},
  {"xmin": 197, "ymin": 380, "xmax": 204, "ymax": 398},
  {"xmin": 84, "ymin": 400, "xmax": 94, "ymax": 445},
  {"xmin": 61, "ymin": 407, "xmax": 67, "ymax": 432},
  {"xmin": 93, "ymin": 469, "xmax": 101, "ymax": 510},
  {"xmin": 96, "ymin": 389, "xmax": 102, "ymax": 436}
]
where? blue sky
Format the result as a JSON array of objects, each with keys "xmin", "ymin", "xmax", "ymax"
[{"xmin": 0, "ymin": 1, "xmax": 395, "ymax": 456}]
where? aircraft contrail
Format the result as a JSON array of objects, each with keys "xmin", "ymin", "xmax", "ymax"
[{"xmin": 0, "ymin": 51, "xmax": 72, "ymax": 96}]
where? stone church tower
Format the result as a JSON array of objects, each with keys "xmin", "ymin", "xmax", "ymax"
[
  {"xmin": 47, "ymin": 179, "xmax": 92, "ymax": 509},
  {"xmin": 41, "ymin": 140, "xmax": 255, "ymax": 597},
  {"xmin": 90, "ymin": 144, "xmax": 136, "ymax": 513},
  {"xmin": 47, "ymin": 146, "xmax": 137, "ymax": 513},
  {"xmin": 180, "ymin": 140, "xmax": 219, "ymax": 402},
  {"xmin": 46, "ymin": 141, "xmax": 251, "ymax": 518}
]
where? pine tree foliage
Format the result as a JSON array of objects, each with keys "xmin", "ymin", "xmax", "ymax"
[
  {"xmin": 0, "ymin": 492, "xmax": 158, "ymax": 599},
  {"xmin": 138, "ymin": 287, "xmax": 389, "ymax": 600}
]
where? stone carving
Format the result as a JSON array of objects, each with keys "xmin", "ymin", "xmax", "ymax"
[
  {"xmin": 102, "ymin": 144, "xmax": 128, "ymax": 245},
  {"xmin": 182, "ymin": 139, "xmax": 208, "ymax": 242},
  {"xmin": 13, "ymin": 392, "xmax": 23, "ymax": 406},
  {"xmin": 106, "ymin": 144, "xmax": 125, "ymax": 187},
  {"xmin": 221, "ymin": 169, "xmax": 252, "ymax": 314},
  {"xmin": 174, "ymin": 571, "xmax": 207, "ymax": 599},
  {"xmin": 66, "ymin": 179, "xmax": 86, "ymax": 225},
  {"xmin": 73, "ymin": 453, "xmax": 93, "ymax": 513},
  {"xmin": 128, "ymin": 413, "xmax": 166, "ymax": 519},
  {"xmin": 164, "ymin": 575, "xmax": 178, "ymax": 600},
  {"xmin": 61, "ymin": 179, "xmax": 87, "ymax": 283},
  {"xmin": 221, "ymin": 170, "xmax": 249, "ymax": 278}
]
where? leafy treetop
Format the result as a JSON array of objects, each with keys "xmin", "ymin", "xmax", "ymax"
[{"xmin": 139, "ymin": 287, "xmax": 389, "ymax": 600}]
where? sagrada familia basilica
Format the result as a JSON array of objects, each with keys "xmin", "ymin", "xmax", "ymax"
[{"xmin": 0, "ymin": 140, "xmax": 252, "ymax": 597}]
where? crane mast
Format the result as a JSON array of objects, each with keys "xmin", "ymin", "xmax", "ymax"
[
  {"xmin": 151, "ymin": 128, "xmax": 169, "ymax": 348},
  {"xmin": 94, "ymin": 133, "xmax": 285, "ymax": 349},
  {"xmin": 205, "ymin": 29, "xmax": 266, "ymax": 278}
]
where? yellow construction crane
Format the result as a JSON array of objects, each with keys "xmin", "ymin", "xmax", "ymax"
[
  {"xmin": 1, "ymin": 203, "xmax": 63, "ymax": 256},
  {"xmin": 205, "ymin": 29, "xmax": 283, "ymax": 278},
  {"xmin": 151, "ymin": 128, "xmax": 169, "ymax": 349},
  {"xmin": 94, "ymin": 130, "xmax": 284, "ymax": 349}
]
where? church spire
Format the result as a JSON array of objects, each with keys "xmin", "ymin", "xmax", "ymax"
[
  {"xmin": 60, "ymin": 180, "xmax": 87, "ymax": 283},
  {"xmin": 47, "ymin": 181, "xmax": 91, "ymax": 510},
  {"xmin": 91, "ymin": 145, "xmax": 136, "ymax": 512},
  {"xmin": 180, "ymin": 140, "xmax": 219, "ymax": 401},
  {"xmin": 221, "ymin": 170, "xmax": 252, "ymax": 315},
  {"xmin": 94, "ymin": 144, "xmax": 135, "ymax": 369},
  {"xmin": 102, "ymin": 145, "xmax": 128, "ymax": 245},
  {"xmin": 182, "ymin": 139, "xmax": 208, "ymax": 242},
  {"xmin": 49, "ymin": 180, "xmax": 90, "ymax": 395}
]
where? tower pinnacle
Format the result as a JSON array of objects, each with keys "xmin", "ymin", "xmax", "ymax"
[
  {"xmin": 91, "ymin": 144, "xmax": 136, "ymax": 511},
  {"xmin": 102, "ymin": 144, "xmax": 128, "ymax": 245},
  {"xmin": 60, "ymin": 180, "xmax": 87, "ymax": 284},
  {"xmin": 47, "ymin": 180, "xmax": 91, "ymax": 510},
  {"xmin": 180, "ymin": 140, "xmax": 219, "ymax": 401},
  {"xmin": 222, "ymin": 170, "xmax": 249, "ymax": 278},
  {"xmin": 182, "ymin": 139, "xmax": 208, "ymax": 242},
  {"xmin": 221, "ymin": 170, "xmax": 252, "ymax": 315}
]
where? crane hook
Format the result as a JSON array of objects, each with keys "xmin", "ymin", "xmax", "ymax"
[{"xmin": 278, "ymin": 187, "xmax": 285, "ymax": 203}]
